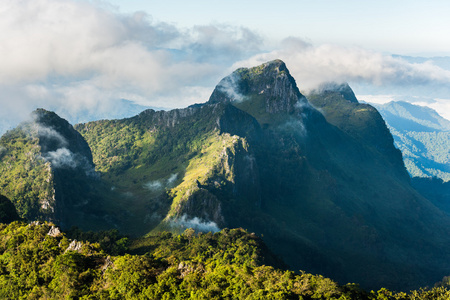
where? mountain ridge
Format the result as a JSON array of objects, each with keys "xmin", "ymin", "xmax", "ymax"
[{"xmin": 2, "ymin": 60, "xmax": 450, "ymax": 290}]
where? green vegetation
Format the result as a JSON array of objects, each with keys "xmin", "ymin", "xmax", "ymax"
[
  {"xmin": 0, "ymin": 126, "xmax": 55, "ymax": 220},
  {"xmin": 1, "ymin": 221, "xmax": 450, "ymax": 299},
  {"xmin": 0, "ymin": 111, "xmax": 109, "ymax": 229},
  {"xmin": 307, "ymin": 86, "xmax": 402, "ymax": 166},
  {"xmin": 74, "ymin": 104, "xmax": 254, "ymax": 236},
  {"xmin": 391, "ymin": 129, "xmax": 450, "ymax": 181}
]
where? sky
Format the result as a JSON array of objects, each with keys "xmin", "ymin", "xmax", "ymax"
[{"xmin": 1, "ymin": 0, "xmax": 450, "ymax": 133}]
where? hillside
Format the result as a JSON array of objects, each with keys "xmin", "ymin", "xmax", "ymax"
[
  {"xmin": 371, "ymin": 101, "xmax": 450, "ymax": 181},
  {"xmin": 2, "ymin": 221, "xmax": 450, "ymax": 299},
  {"xmin": 2, "ymin": 60, "xmax": 450, "ymax": 290},
  {"xmin": 0, "ymin": 109, "xmax": 106, "ymax": 228}
]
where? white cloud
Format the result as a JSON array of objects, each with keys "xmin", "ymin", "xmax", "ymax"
[
  {"xmin": 358, "ymin": 95, "xmax": 395, "ymax": 105},
  {"xmin": 233, "ymin": 37, "xmax": 450, "ymax": 93},
  {"xmin": 44, "ymin": 148, "xmax": 78, "ymax": 169},
  {"xmin": 143, "ymin": 180, "xmax": 163, "ymax": 192},
  {"xmin": 167, "ymin": 173, "xmax": 178, "ymax": 185},
  {"xmin": 1, "ymin": 1, "xmax": 450, "ymax": 135},
  {"xmin": 143, "ymin": 173, "xmax": 178, "ymax": 192},
  {"xmin": 172, "ymin": 214, "xmax": 220, "ymax": 233},
  {"xmin": 0, "ymin": 0, "xmax": 263, "ymax": 134}
]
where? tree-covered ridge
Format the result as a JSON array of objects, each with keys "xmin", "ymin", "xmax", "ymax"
[
  {"xmin": 0, "ymin": 124, "xmax": 55, "ymax": 220},
  {"xmin": 391, "ymin": 128, "xmax": 450, "ymax": 181},
  {"xmin": 0, "ymin": 109, "xmax": 102, "ymax": 227},
  {"xmin": 74, "ymin": 103, "xmax": 260, "ymax": 236},
  {"xmin": 1, "ymin": 221, "xmax": 450, "ymax": 299}
]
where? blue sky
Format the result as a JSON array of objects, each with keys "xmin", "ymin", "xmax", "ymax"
[
  {"xmin": 1, "ymin": 0, "xmax": 450, "ymax": 133},
  {"xmin": 106, "ymin": 0, "xmax": 450, "ymax": 56}
]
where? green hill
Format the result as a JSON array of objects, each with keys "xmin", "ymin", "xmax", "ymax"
[{"xmin": 1, "ymin": 221, "xmax": 450, "ymax": 299}]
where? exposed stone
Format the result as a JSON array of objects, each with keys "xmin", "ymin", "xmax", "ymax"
[
  {"xmin": 47, "ymin": 225, "xmax": 61, "ymax": 237},
  {"xmin": 65, "ymin": 239, "xmax": 83, "ymax": 253},
  {"xmin": 102, "ymin": 256, "xmax": 114, "ymax": 273}
]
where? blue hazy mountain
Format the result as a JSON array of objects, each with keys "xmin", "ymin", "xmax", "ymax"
[{"xmin": 372, "ymin": 101, "xmax": 450, "ymax": 181}]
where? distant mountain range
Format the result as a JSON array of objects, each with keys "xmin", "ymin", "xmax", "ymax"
[
  {"xmin": 2, "ymin": 60, "xmax": 450, "ymax": 291},
  {"xmin": 371, "ymin": 101, "xmax": 450, "ymax": 181}
]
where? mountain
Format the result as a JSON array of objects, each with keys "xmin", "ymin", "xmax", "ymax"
[
  {"xmin": 371, "ymin": 101, "xmax": 450, "ymax": 181},
  {"xmin": 0, "ymin": 109, "xmax": 106, "ymax": 228},
  {"xmin": 2, "ymin": 60, "xmax": 450, "ymax": 291}
]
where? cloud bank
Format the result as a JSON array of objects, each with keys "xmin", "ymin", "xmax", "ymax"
[
  {"xmin": 172, "ymin": 215, "xmax": 220, "ymax": 233},
  {"xmin": 2, "ymin": 0, "xmax": 450, "ymax": 135},
  {"xmin": 233, "ymin": 37, "xmax": 450, "ymax": 93},
  {"xmin": 0, "ymin": 0, "xmax": 262, "ymax": 132}
]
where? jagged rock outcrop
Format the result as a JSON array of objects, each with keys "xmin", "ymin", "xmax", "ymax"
[
  {"xmin": 209, "ymin": 60, "xmax": 316, "ymax": 124},
  {"xmin": 65, "ymin": 239, "xmax": 83, "ymax": 253}
]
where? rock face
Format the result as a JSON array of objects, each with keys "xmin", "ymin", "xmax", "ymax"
[
  {"xmin": 209, "ymin": 60, "xmax": 316, "ymax": 125},
  {"xmin": 133, "ymin": 105, "xmax": 202, "ymax": 129}
]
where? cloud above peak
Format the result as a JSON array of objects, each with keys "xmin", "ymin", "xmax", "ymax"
[
  {"xmin": 233, "ymin": 37, "xmax": 450, "ymax": 93},
  {"xmin": 0, "ymin": 0, "xmax": 265, "ymax": 132}
]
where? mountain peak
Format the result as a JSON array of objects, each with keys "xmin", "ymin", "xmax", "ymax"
[
  {"xmin": 312, "ymin": 82, "xmax": 359, "ymax": 103},
  {"xmin": 208, "ymin": 60, "xmax": 310, "ymax": 124}
]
